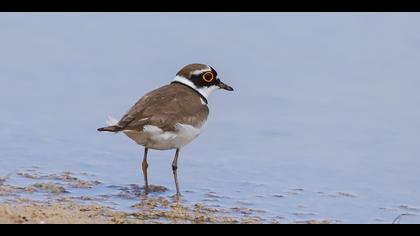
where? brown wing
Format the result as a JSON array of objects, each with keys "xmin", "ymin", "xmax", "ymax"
[{"xmin": 117, "ymin": 83, "xmax": 209, "ymax": 132}]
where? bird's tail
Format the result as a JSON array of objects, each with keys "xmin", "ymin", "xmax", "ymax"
[
  {"xmin": 97, "ymin": 116, "xmax": 122, "ymax": 132},
  {"xmin": 97, "ymin": 125, "xmax": 122, "ymax": 132}
]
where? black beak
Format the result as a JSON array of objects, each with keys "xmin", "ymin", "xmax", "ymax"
[{"xmin": 217, "ymin": 79, "xmax": 234, "ymax": 91}]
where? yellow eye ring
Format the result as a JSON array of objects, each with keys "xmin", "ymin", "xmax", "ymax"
[{"xmin": 202, "ymin": 72, "xmax": 214, "ymax": 83}]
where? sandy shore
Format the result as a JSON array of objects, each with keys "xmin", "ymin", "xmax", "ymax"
[
  {"xmin": 0, "ymin": 170, "xmax": 333, "ymax": 224},
  {"xmin": 0, "ymin": 199, "xmax": 333, "ymax": 224},
  {"xmin": 0, "ymin": 171, "xmax": 264, "ymax": 224},
  {"xmin": 0, "ymin": 198, "xmax": 251, "ymax": 224}
]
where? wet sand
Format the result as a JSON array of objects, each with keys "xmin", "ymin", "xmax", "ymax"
[
  {"xmin": 0, "ymin": 170, "xmax": 262, "ymax": 224},
  {"xmin": 0, "ymin": 198, "xmax": 242, "ymax": 224},
  {"xmin": 0, "ymin": 198, "xmax": 332, "ymax": 224},
  {"xmin": 0, "ymin": 170, "xmax": 335, "ymax": 224}
]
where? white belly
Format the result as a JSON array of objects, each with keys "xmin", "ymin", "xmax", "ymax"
[{"xmin": 123, "ymin": 123, "xmax": 204, "ymax": 150}]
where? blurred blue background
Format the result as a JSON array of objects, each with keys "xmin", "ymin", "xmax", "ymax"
[{"xmin": 1, "ymin": 13, "xmax": 419, "ymax": 223}]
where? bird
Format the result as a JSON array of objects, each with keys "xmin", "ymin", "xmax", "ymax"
[{"xmin": 97, "ymin": 63, "xmax": 234, "ymax": 196}]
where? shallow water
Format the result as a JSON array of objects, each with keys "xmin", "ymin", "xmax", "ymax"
[{"xmin": 1, "ymin": 13, "xmax": 420, "ymax": 223}]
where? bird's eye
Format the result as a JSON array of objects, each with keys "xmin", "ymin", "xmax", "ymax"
[{"xmin": 202, "ymin": 72, "xmax": 214, "ymax": 83}]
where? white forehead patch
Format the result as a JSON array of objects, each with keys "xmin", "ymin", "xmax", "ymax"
[{"xmin": 191, "ymin": 65, "xmax": 211, "ymax": 75}]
